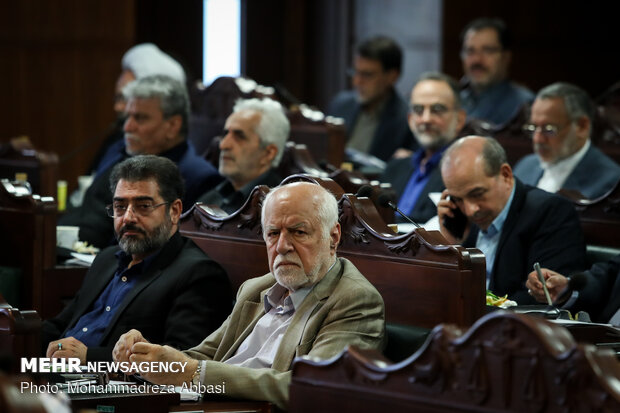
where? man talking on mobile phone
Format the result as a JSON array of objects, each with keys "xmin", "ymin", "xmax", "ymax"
[{"xmin": 437, "ymin": 136, "xmax": 587, "ymax": 304}]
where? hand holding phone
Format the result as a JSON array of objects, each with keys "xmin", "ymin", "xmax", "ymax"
[{"xmin": 440, "ymin": 194, "xmax": 468, "ymax": 240}]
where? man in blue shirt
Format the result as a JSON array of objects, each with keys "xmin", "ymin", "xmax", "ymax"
[
  {"xmin": 438, "ymin": 136, "xmax": 586, "ymax": 304},
  {"xmin": 43, "ymin": 155, "xmax": 232, "ymax": 362},
  {"xmin": 459, "ymin": 18, "xmax": 534, "ymax": 127},
  {"xmin": 381, "ymin": 72, "xmax": 465, "ymax": 224}
]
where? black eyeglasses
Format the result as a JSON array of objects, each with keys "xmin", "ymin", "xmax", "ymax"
[
  {"xmin": 105, "ymin": 201, "xmax": 169, "ymax": 218},
  {"xmin": 522, "ymin": 123, "xmax": 571, "ymax": 138},
  {"xmin": 409, "ymin": 103, "xmax": 452, "ymax": 117},
  {"xmin": 460, "ymin": 46, "xmax": 502, "ymax": 59}
]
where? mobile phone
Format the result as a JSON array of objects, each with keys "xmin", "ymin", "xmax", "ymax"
[{"xmin": 443, "ymin": 196, "xmax": 468, "ymax": 239}]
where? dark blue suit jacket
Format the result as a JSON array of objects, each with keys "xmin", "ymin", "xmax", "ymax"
[
  {"xmin": 514, "ymin": 144, "xmax": 620, "ymax": 199},
  {"xmin": 327, "ymin": 88, "xmax": 414, "ymax": 161},
  {"xmin": 463, "ymin": 179, "xmax": 587, "ymax": 304}
]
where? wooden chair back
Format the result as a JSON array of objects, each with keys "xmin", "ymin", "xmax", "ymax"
[{"xmin": 290, "ymin": 311, "xmax": 620, "ymax": 412}]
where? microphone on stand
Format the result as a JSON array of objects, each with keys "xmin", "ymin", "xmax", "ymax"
[
  {"xmin": 377, "ymin": 193, "xmax": 421, "ymax": 228},
  {"xmin": 355, "ymin": 185, "xmax": 374, "ymax": 198}
]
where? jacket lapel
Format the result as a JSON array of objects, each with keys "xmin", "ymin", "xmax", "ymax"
[
  {"xmin": 489, "ymin": 179, "xmax": 527, "ymax": 288},
  {"xmin": 98, "ymin": 232, "xmax": 184, "ymax": 342},
  {"xmin": 271, "ymin": 259, "xmax": 343, "ymax": 371}
]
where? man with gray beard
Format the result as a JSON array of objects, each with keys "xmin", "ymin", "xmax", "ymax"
[
  {"xmin": 112, "ymin": 181, "xmax": 385, "ymax": 410},
  {"xmin": 42, "ymin": 155, "xmax": 232, "ymax": 362},
  {"xmin": 381, "ymin": 72, "xmax": 466, "ymax": 224}
]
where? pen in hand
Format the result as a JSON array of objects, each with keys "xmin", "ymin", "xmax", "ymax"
[{"xmin": 533, "ymin": 262, "xmax": 553, "ymax": 306}]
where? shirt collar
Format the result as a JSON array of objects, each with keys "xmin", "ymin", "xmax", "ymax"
[
  {"xmin": 540, "ymin": 139, "xmax": 590, "ymax": 172},
  {"xmin": 482, "ymin": 183, "xmax": 516, "ymax": 237},
  {"xmin": 411, "ymin": 145, "xmax": 448, "ymax": 173},
  {"xmin": 264, "ymin": 283, "xmax": 312, "ymax": 314},
  {"xmin": 114, "ymin": 243, "xmax": 163, "ymax": 274},
  {"xmin": 217, "ymin": 169, "xmax": 275, "ymax": 199}
]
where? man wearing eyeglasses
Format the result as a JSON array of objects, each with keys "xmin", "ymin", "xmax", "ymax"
[
  {"xmin": 327, "ymin": 35, "xmax": 414, "ymax": 161},
  {"xmin": 42, "ymin": 155, "xmax": 233, "ymax": 363},
  {"xmin": 381, "ymin": 72, "xmax": 466, "ymax": 224},
  {"xmin": 514, "ymin": 82, "xmax": 620, "ymax": 199},
  {"xmin": 59, "ymin": 75, "xmax": 223, "ymax": 249},
  {"xmin": 459, "ymin": 18, "xmax": 534, "ymax": 127}
]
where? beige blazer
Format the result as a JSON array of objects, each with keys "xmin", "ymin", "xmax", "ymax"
[{"xmin": 184, "ymin": 257, "xmax": 385, "ymax": 409}]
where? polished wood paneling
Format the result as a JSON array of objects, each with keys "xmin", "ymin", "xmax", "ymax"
[{"xmin": 0, "ymin": 0, "xmax": 135, "ymax": 193}]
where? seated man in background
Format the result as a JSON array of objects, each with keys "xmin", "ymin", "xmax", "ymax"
[
  {"xmin": 59, "ymin": 75, "xmax": 222, "ymax": 248},
  {"xmin": 514, "ymin": 82, "xmax": 620, "ymax": 199},
  {"xmin": 381, "ymin": 72, "xmax": 466, "ymax": 224},
  {"xmin": 327, "ymin": 35, "xmax": 413, "ymax": 162},
  {"xmin": 526, "ymin": 254, "xmax": 620, "ymax": 325},
  {"xmin": 113, "ymin": 181, "xmax": 385, "ymax": 410},
  {"xmin": 437, "ymin": 136, "xmax": 586, "ymax": 304},
  {"xmin": 459, "ymin": 17, "xmax": 534, "ymax": 126},
  {"xmin": 88, "ymin": 43, "xmax": 187, "ymax": 176},
  {"xmin": 196, "ymin": 98, "xmax": 289, "ymax": 213},
  {"xmin": 43, "ymin": 155, "xmax": 232, "ymax": 362}
]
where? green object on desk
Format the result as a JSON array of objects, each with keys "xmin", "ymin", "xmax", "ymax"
[{"xmin": 96, "ymin": 405, "xmax": 115, "ymax": 412}]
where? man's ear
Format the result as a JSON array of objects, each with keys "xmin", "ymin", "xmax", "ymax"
[
  {"xmin": 500, "ymin": 163, "xmax": 513, "ymax": 183},
  {"xmin": 166, "ymin": 114, "xmax": 183, "ymax": 139},
  {"xmin": 330, "ymin": 223, "xmax": 341, "ymax": 252},
  {"xmin": 575, "ymin": 115, "xmax": 591, "ymax": 142},
  {"xmin": 386, "ymin": 69, "xmax": 400, "ymax": 86},
  {"xmin": 169, "ymin": 199, "xmax": 183, "ymax": 225},
  {"xmin": 261, "ymin": 144, "xmax": 279, "ymax": 167}
]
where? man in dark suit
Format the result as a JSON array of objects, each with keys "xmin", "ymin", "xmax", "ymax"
[
  {"xmin": 196, "ymin": 98, "xmax": 289, "ymax": 214},
  {"xmin": 59, "ymin": 75, "xmax": 222, "ymax": 249},
  {"xmin": 43, "ymin": 155, "xmax": 232, "ymax": 362},
  {"xmin": 526, "ymin": 254, "xmax": 620, "ymax": 324},
  {"xmin": 327, "ymin": 35, "xmax": 413, "ymax": 162},
  {"xmin": 381, "ymin": 72, "xmax": 466, "ymax": 224},
  {"xmin": 514, "ymin": 82, "xmax": 620, "ymax": 199},
  {"xmin": 438, "ymin": 136, "xmax": 586, "ymax": 304}
]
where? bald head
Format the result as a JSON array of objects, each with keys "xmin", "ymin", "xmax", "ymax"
[
  {"xmin": 261, "ymin": 182, "xmax": 341, "ymax": 292},
  {"xmin": 440, "ymin": 136, "xmax": 513, "ymax": 231}
]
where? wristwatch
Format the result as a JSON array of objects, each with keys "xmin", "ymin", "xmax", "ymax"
[{"xmin": 190, "ymin": 362, "xmax": 202, "ymax": 387}]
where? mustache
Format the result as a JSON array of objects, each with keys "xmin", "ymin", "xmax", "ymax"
[
  {"xmin": 274, "ymin": 254, "xmax": 302, "ymax": 268},
  {"xmin": 468, "ymin": 63, "xmax": 488, "ymax": 72},
  {"xmin": 119, "ymin": 224, "xmax": 146, "ymax": 237}
]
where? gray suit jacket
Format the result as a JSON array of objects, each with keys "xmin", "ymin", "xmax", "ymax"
[
  {"xmin": 184, "ymin": 257, "xmax": 385, "ymax": 410},
  {"xmin": 514, "ymin": 144, "xmax": 620, "ymax": 199}
]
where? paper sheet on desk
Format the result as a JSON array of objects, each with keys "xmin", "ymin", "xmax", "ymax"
[
  {"xmin": 396, "ymin": 192, "xmax": 443, "ymax": 233},
  {"xmin": 174, "ymin": 386, "xmax": 201, "ymax": 401},
  {"xmin": 66, "ymin": 252, "xmax": 96, "ymax": 266}
]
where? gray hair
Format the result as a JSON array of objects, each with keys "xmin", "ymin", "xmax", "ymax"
[
  {"xmin": 441, "ymin": 136, "xmax": 508, "ymax": 177},
  {"xmin": 261, "ymin": 182, "xmax": 338, "ymax": 240},
  {"xmin": 417, "ymin": 71, "xmax": 462, "ymax": 109},
  {"xmin": 123, "ymin": 75, "xmax": 190, "ymax": 138},
  {"xmin": 233, "ymin": 98, "xmax": 290, "ymax": 166},
  {"xmin": 536, "ymin": 82, "xmax": 594, "ymax": 127}
]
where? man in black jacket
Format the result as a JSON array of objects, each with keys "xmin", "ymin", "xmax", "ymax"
[
  {"xmin": 437, "ymin": 136, "xmax": 586, "ymax": 304},
  {"xmin": 43, "ymin": 155, "xmax": 232, "ymax": 362},
  {"xmin": 327, "ymin": 35, "xmax": 413, "ymax": 161}
]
